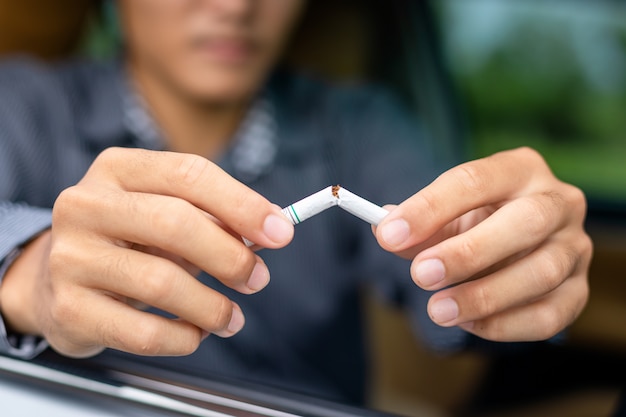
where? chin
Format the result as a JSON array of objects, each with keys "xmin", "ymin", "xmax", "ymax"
[
  {"xmin": 192, "ymin": 86, "xmax": 256, "ymax": 103},
  {"xmin": 182, "ymin": 70, "xmax": 266, "ymax": 104}
]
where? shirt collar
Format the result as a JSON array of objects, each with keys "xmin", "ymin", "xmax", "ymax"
[
  {"xmin": 228, "ymin": 95, "xmax": 278, "ymax": 182},
  {"xmin": 119, "ymin": 72, "xmax": 279, "ymax": 183}
]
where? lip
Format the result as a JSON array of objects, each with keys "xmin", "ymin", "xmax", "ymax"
[{"xmin": 190, "ymin": 35, "xmax": 257, "ymax": 65}]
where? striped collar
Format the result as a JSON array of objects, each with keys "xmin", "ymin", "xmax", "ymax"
[{"xmin": 120, "ymin": 76, "xmax": 278, "ymax": 183}]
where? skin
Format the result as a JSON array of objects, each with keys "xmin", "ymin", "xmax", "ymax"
[
  {"xmin": 118, "ymin": 0, "xmax": 305, "ymax": 155},
  {"xmin": 0, "ymin": 0, "xmax": 591, "ymax": 359},
  {"xmin": 2, "ymin": 149, "xmax": 295, "ymax": 357},
  {"xmin": 375, "ymin": 147, "xmax": 592, "ymax": 342},
  {"xmin": 0, "ymin": 0, "xmax": 303, "ymax": 358}
]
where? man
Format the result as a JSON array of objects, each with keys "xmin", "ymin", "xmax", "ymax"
[{"xmin": 0, "ymin": 0, "xmax": 591, "ymax": 403}]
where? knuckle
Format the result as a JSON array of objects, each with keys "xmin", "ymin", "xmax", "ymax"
[
  {"xmin": 231, "ymin": 187, "xmax": 265, "ymax": 214},
  {"xmin": 48, "ymin": 289, "xmax": 81, "ymax": 329},
  {"xmin": 174, "ymin": 154, "xmax": 215, "ymax": 190},
  {"xmin": 576, "ymin": 276, "xmax": 590, "ymax": 313},
  {"xmin": 515, "ymin": 196, "xmax": 558, "ymax": 243},
  {"xmin": 506, "ymin": 146, "xmax": 547, "ymax": 172},
  {"xmin": 416, "ymin": 188, "xmax": 441, "ymax": 223},
  {"xmin": 562, "ymin": 246, "xmax": 581, "ymax": 279},
  {"xmin": 532, "ymin": 248, "xmax": 573, "ymax": 293},
  {"xmin": 48, "ymin": 338, "xmax": 102, "ymax": 359},
  {"xmin": 95, "ymin": 147, "xmax": 124, "ymax": 164},
  {"xmin": 564, "ymin": 184, "xmax": 588, "ymax": 219},
  {"xmin": 52, "ymin": 186, "xmax": 84, "ymax": 220},
  {"xmin": 536, "ymin": 263, "xmax": 564, "ymax": 295},
  {"xmin": 147, "ymin": 198, "xmax": 194, "ymax": 238},
  {"xmin": 139, "ymin": 262, "xmax": 177, "ymax": 303},
  {"xmin": 222, "ymin": 245, "xmax": 256, "ymax": 283},
  {"xmin": 467, "ymin": 283, "xmax": 497, "ymax": 318},
  {"xmin": 506, "ymin": 147, "xmax": 552, "ymax": 182},
  {"xmin": 516, "ymin": 146, "xmax": 544, "ymax": 163},
  {"xmin": 454, "ymin": 162, "xmax": 490, "ymax": 197},
  {"xmin": 519, "ymin": 197, "xmax": 553, "ymax": 239},
  {"xmin": 579, "ymin": 233, "xmax": 594, "ymax": 265},
  {"xmin": 131, "ymin": 318, "xmax": 165, "ymax": 355},
  {"xmin": 48, "ymin": 240, "xmax": 75, "ymax": 275},
  {"xmin": 91, "ymin": 147, "xmax": 128, "ymax": 175},
  {"xmin": 563, "ymin": 182, "xmax": 585, "ymax": 205},
  {"xmin": 53, "ymin": 185, "xmax": 114, "ymax": 226},
  {"xmin": 177, "ymin": 331, "xmax": 203, "ymax": 356},
  {"xmin": 535, "ymin": 306, "xmax": 566, "ymax": 339},
  {"xmin": 535, "ymin": 276, "xmax": 589, "ymax": 340},
  {"xmin": 454, "ymin": 238, "xmax": 482, "ymax": 272},
  {"xmin": 535, "ymin": 239, "xmax": 590, "ymax": 292},
  {"xmin": 538, "ymin": 189, "xmax": 579, "ymax": 231},
  {"xmin": 206, "ymin": 296, "xmax": 233, "ymax": 331},
  {"xmin": 91, "ymin": 148, "xmax": 114, "ymax": 169},
  {"xmin": 541, "ymin": 190, "xmax": 566, "ymax": 212}
]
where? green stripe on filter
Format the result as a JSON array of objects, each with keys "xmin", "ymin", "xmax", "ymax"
[{"xmin": 282, "ymin": 205, "xmax": 301, "ymax": 224}]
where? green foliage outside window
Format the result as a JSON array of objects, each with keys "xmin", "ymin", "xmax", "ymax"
[{"xmin": 439, "ymin": 1, "xmax": 626, "ymax": 204}]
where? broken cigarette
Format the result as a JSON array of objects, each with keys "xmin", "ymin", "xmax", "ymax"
[
  {"xmin": 243, "ymin": 185, "xmax": 389, "ymax": 247},
  {"xmin": 335, "ymin": 186, "xmax": 390, "ymax": 225}
]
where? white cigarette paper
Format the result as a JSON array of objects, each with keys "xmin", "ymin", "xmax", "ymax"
[
  {"xmin": 335, "ymin": 187, "xmax": 390, "ymax": 226},
  {"xmin": 243, "ymin": 185, "xmax": 389, "ymax": 247},
  {"xmin": 280, "ymin": 186, "xmax": 337, "ymax": 225}
]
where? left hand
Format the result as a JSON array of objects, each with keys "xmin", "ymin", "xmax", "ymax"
[{"xmin": 375, "ymin": 147, "xmax": 592, "ymax": 342}]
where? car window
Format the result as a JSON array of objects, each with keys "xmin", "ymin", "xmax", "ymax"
[{"xmin": 437, "ymin": 0, "xmax": 626, "ymax": 210}]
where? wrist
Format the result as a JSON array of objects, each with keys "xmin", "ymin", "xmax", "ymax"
[{"xmin": 0, "ymin": 231, "xmax": 51, "ymax": 337}]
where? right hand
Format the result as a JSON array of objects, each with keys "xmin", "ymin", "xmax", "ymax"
[{"xmin": 0, "ymin": 148, "xmax": 293, "ymax": 358}]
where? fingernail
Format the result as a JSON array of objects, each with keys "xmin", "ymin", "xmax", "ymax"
[
  {"xmin": 247, "ymin": 261, "xmax": 270, "ymax": 292},
  {"xmin": 263, "ymin": 213, "xmax": 293, "ymax": 244},
  {"xmin": 227, "ymin": 305, "xmax": 245, "ymax": 334},
  {"xmin": 414, "ymin": 259, "xmax": 445, "ymax": 288},
  {"xmin": 380, "ymin": 219, "xmax": 410, "ymax": 247},
  {"xmin": 430, "ymin": 297, "xmax": 459, "ymax": 324}
]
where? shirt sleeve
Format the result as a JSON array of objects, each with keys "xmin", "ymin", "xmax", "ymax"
[
  {"xmin": 0, "ymin": 202, "xmax": 52, "ymax": 261},
  {"xmin": 0, "ymin": 203, "xmax": 52, "ymax": 358},
  {"xmin": 0, "ymin": 246, "xmax": 49, "ymax": 359},
  {"xmin": 0, "ymin": 202, "xmax": 52, "ymax": 354}
]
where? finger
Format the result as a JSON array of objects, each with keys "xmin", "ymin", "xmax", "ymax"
[
  {"xmin": 67, "ymin": 188, "xmax": 269, "ymax": 293},
  {"xmin": 425, "ymin": 238, "xmax": 583, "ymax": 327},
  {"xmin": 130, "ymin": 244, "xmax": 201, "ymax": 277},
  {"xmin": 376, "ymin": 148, "xmax": 547, "ymax": 251},
  {"xmin": 47, "ymin": 290, "xmax": 213, "ymax": 357},
  {"xmin": 80, "ymin": 245, "xmax": 247, "ymax": 335},
  {"xmin": 458, "ymin": 272, "xmax": 589, "ymax": 342},
  {"xmin": 372, "ymin": 204, "xmax": 453, "ymax": 260},
  {"xmin": 411, "ymin": 192, "xmax": 569, "ymax": 289},
  {"xmin": 86, "ymin": 148, "xmax": 293, "ymax": 248}
]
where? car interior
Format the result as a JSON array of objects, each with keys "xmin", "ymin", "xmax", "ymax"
[{"xmin": 1, "ymin": 1, "xmax": 625, "ymax": 416}]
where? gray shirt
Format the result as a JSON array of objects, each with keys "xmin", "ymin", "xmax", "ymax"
[{"xmin": 0, "ymin": 57, "xmax": 469, "ymax": 403}]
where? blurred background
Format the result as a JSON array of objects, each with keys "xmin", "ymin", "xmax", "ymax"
[
  {"xmin": 441, "ymin": 1, "xmax": 626, "ymax": 206},
  {"xmin": 1, "ymin": 0, "xmax": 625, "ymax": 416}
]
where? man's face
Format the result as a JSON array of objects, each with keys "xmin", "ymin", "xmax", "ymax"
[{"xmin": 118, "ymin": 0, "xmax": 305, "ymax": 103}]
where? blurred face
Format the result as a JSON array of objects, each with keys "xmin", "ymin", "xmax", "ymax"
[{"xmin": 118, "ymin": 0, "xmax": 305, "ymax": 103}]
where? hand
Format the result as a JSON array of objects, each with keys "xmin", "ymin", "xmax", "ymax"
[
  {"xmin": 375, "ymin": 147, "xmax": 592, "ymax": 342},
  {"xmin": 0, "ymin": 148, "xmax": 293, "ymax": 358}
]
